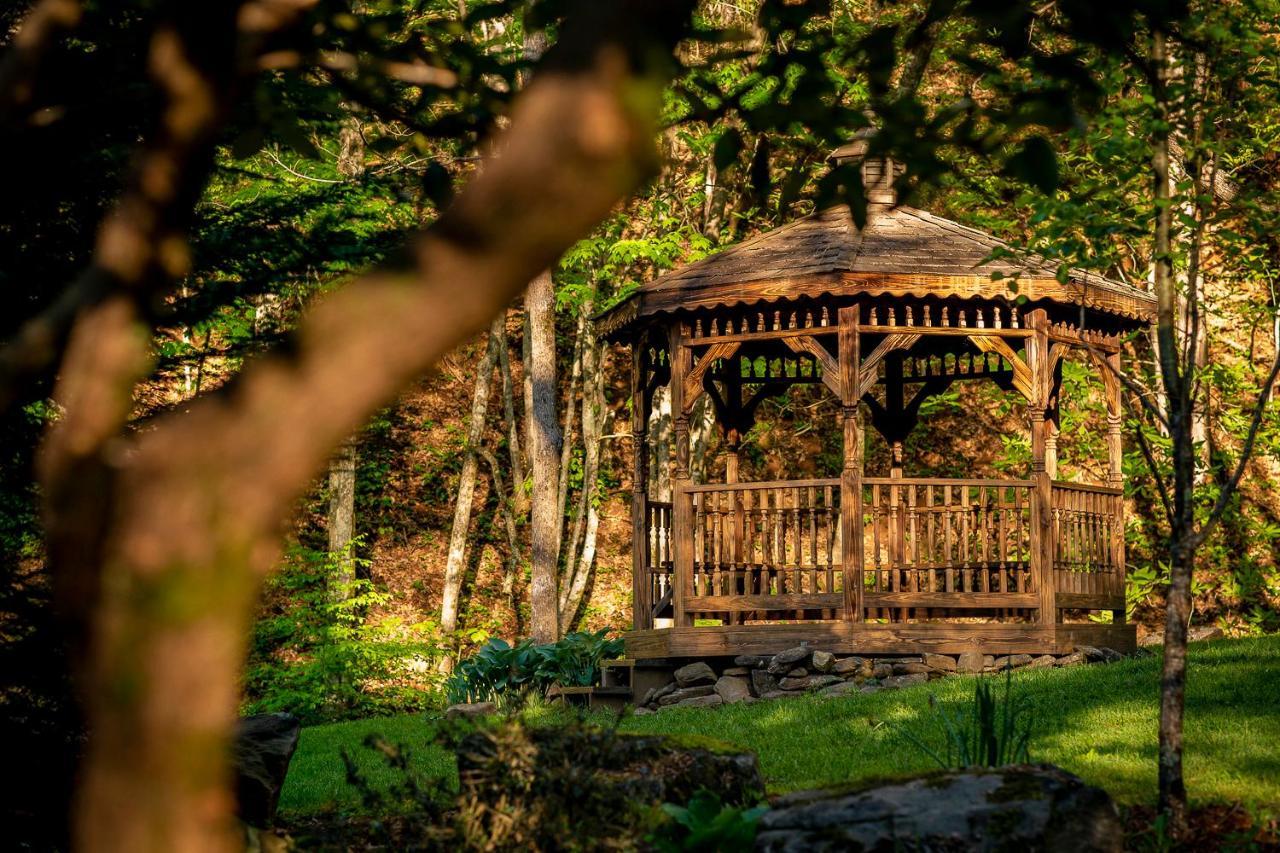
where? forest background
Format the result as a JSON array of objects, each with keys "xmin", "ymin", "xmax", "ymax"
[{"xmin": 3, "ymin": 0, "xmax": 1280, "ymax": 837}]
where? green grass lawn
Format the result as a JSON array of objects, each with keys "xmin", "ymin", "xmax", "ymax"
[{"xmin": 280, "ymin": 634, "xmax": 1280, "ymax": 817}]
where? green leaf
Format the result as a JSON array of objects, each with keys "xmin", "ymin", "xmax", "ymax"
[{"xmin": 1004, "ymin": 136, "xmax": 1059, "ymax": 194}]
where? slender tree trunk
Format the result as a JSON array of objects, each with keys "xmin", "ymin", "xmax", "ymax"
[
  {"xmin": 651, "ymin": 384, "xmax": 673, "ymax": 500},
  {"xmin": 480, "ymin": 445, "xmax": 525, "ymax": 637},
  {"xmin": 702, "ymin": 154, "xmax": 726, "ymax": 240},
  {"xmin": 326, "ymin": 438, "xmax": 357, "ymax": 598},
  {"xmin": 556, "ymin": 309, "xmax": 587, "ymax": 546},
  {"xmin": 493, "ymin": 312, "xmax": 527, "ymax": 516},
  {"xmin": 1152, "ymin": 27, "xmax": 1192, "ymax": 838},
  {"xmin": 560, "ymin": 330, "xmax": 604, "ymax": 625},
  {"xmin": 439, "ymin": 322, "xmax": 499, "ymax": 671},
  {"xmin": 526, "ymin": 269, "xmax": 562, "ymax": 642}
]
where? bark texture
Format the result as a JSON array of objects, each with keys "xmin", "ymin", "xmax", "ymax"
[
  {"xmin": 36, "ymin": 3, "xmax": 693, "ymax": 847},
  {"xmin": 525, "ymin": 269, "xmax": 562, "ymax": 642},
  {"xmin": 439, "ymin": 323, "xmax": 499, "ymax": 670}
]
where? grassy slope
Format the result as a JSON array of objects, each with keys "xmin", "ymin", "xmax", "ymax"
[{"xmin": 280, "ymin": 635, "xmax": 1280, "ymax": 816}]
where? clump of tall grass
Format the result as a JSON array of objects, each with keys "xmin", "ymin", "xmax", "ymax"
[{"xmin": 903, "ymin": 668, "xmax": 1033, "ymax": 769}]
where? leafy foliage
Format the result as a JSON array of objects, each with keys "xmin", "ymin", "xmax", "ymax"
[
  {"xmin": 444, "ymin": 630, "xmax": 624, "ymax": 705},
  {"xmin": 244, "ymin": 540, "xmax": 442, "ymax": 723},
  {"xmin": 651, "ymin": 789, "xmax": 768, "ymax": 853}
]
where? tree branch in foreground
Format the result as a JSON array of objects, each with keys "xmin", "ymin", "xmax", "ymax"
[{"xmin": 41, "ymin": 3, "xmax": 692, "ymax": 850}]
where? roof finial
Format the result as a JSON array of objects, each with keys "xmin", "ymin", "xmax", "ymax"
[{"xmin": 828, "ymin": 127, "xmax": 898, "ymax": 208}]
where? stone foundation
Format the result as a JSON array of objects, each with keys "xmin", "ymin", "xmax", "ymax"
[{"xmin": 632, "ymin": 644, "xmax": 1139, "ymax": 714}]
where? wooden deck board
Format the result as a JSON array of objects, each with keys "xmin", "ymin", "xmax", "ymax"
[{"xmin": 625, "ymin": 621, "xmax": 1135, "ymax": 659}]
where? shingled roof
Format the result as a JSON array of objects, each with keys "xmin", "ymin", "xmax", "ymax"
[{"xmin": 597, "ymin": 203, "xmax": 1156, "ymax": 337}]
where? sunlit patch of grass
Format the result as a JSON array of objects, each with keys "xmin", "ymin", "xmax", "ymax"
[{"xmin": 283, "ymin": 635, "xmax": 1280, "ymax": 815}]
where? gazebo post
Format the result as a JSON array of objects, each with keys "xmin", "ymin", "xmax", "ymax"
[
  {"xmin": 1105, "ymin": 349, "xmax": 1126, "ymax": 626},
  {"xmin": 669, "ymin": 321, "xmax": 693, "ymax": 628},
  {"xmin": 1027, "ymin": 309, "xmax": 1058, "ymax": 627},
  {"xmin": 838, "ymin": 305, "xmax": 865, "ymax": 623},
  {"xmin": 630, "ymin": 338, "xmax": 650, "ymax": 630}
]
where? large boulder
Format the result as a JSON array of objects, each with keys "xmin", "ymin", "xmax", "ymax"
[
  {"xmin": 755, "ymin": 764, "xmax": 1122, "ymax": 852},
  {"xmin": 456, "ymin": 721, "xmax": 763, "ymax": 846},
  {"xmin": 234, "ymin": 713, "xmax": 301, "ymax": 828},
  {"xmin": 956, "ymin": 650, "xmax": 986, "ymax": 674}
]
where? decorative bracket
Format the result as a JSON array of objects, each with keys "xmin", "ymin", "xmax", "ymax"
[
  {"xmin": 783, "ymin": 335, "xmax": 841, "ymax": 396},
  {"xmin": 682, "ymin": 342, "xmax": 740, "ymax": 413},
  {"xmin": 968, "ymin": 335, "xmax": 1035, "ymax": 403},
  {"xmin": 856, "ymin": 332, "xmax": 921, "ymax": 399}
]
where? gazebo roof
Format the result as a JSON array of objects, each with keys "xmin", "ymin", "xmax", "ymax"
[{"xmin": 598, "ymin": 203, "xmax": 1156, "ymax": 337}]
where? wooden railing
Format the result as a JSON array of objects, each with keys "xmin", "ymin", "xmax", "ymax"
[
  {"xmin": 1050, "ymin": 481, "xmax": 1124, "ymax": 605},
  {"xmin": 650, "ymin": 476, "xmax": 1125, "ymax": 624},
  {"xmin": 645, "ymin": 500, "xmax": 673, "ymax": 618},
  {"xmin": 681, "ymin": 479, "xmax": 843, "ymax": 614},
  {"xmin": 861, "ymin": 478, "xmax": 1037, "ymax": 612}
]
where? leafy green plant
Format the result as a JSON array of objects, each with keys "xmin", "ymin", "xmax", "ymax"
[
  {"xmin": 651, "ymin": 790, "xmax": 768, "ymax": 853},
  {"xmin": 244, "ymin": 540, "xmax": 443, "ymax": 723},
  {"xmin": 444, "ymin": 629, "xmax": 624, "ymax": 706},
  {"xmin": 903, "ymin": 668, "xmax": 1033, "ymax": 769}
]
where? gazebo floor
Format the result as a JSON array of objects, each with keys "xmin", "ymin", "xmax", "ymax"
[{"xmin": 624, "ymin": 620, "xmax": 1136, "ymax": 661}]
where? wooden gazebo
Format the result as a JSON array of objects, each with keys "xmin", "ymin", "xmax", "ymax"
[{"xmin": 599, "ymin": 145, "xmax": 1154, "ymax": 661}]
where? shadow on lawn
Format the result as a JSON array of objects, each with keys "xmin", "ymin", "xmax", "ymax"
[{"xmin": 618, "ymin": 639, "xmax": 1280, "ymax": 811}]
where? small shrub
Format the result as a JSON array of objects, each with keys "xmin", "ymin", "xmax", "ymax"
[
  {"xmin": 651, "ymin": 790, "xmax": 768, "ymax": 852},
  {"xmin": 244, "ymin": 540, "xmax": 444, "ymax": 723},
  {"xmin": 444, "ymin": 629, "xmax": 624, "ymax": 706},
  {"xmin": 903, "ymin": 668, "xmax": 1033, "ymax": 769}
]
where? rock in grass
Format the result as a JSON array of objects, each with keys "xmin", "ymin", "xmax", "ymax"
[
  {"xmin": 755, "ymin": 764, "xmax": 1122, "ymax": 852},
  {"xmin": 956, "ymin": 650, "xmax": 985, "ymax": 674},
  {"xmin": 767, "ymin": 645, "xmax": 813, "ymax": 675},
  {"xmin": 633, "ymin": 706, "xmax": 654, "ymax": 716},
  {"xmin": 651, "ymin": 682, "xmax": 678, "ymax": 704},
  {"xmin": 819, "ymin": 680, "xmax": 862, "ymax": 697},
  {"xmin": 676, "ymin": 693, "xmax": 724, "ymax": 709},
  {"xmin": 1056, "ymin": 651, "xmax": 1086, "ymax": 667},
  {"xmin": 456, "ymin": 720, "xmax": 763, "ymax": 846},
  {"xmin": 714, "ymin": 676, "xmax": 752, "ymax": 704},
  {"xmin": 1075, "ymin": 645, "xmax": 1105, "ymax": 663},
  {"xmin": 923, "ymin": 653, "xmax": 957, "ymax": 672},
  {"xmin": 445, "ymin": 702, "xmax": 498, "ymax": 720},
  {"xmin": 659, "ymin": 685, "xmax": 715, "ymax": 706},
  {"xmin": 872, "ymin": 663, "xmax": 894, "ymax": 679},
  {"xmin": 234, "ymin": 713, "xmax": 301, "ymax": 828},
  {"xmin": 811, "ymin": 650, "xmax": 835, "ymax": 672},
  {"xmin": 881, "ymin": 673, "xmax": 928, "ymax": 689},
  {"xmin": 1027, "ymin": 654, "xmax": 1057, "ymax": 669},
  {"xmin": 675, "ymin": 661, "xmax": 716, "ymax": 687}
]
